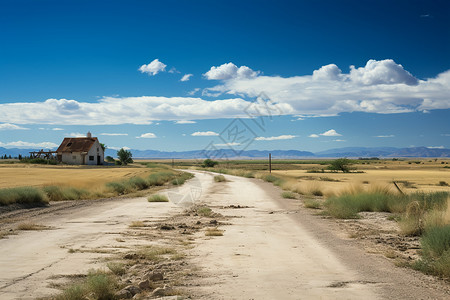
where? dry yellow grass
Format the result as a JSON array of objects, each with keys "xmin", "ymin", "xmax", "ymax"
[
  {"xmin": 0, "ymin": 164, "xmax": 154, "ymax": 190},
  {"xmin": 273, "ymin": 169, "xmax": 450, "ymax": 194}
]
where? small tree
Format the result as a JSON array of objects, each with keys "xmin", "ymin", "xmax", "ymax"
[
  {"xmin": 105, "ymin": 156, "xmax": 115, "ymax": 163},
  {"xmin": 117, "ymin": 148, "xmax": 133, "ymax": 166},
  {"xmin": 100, "ymin": 143, "xmax": 106, "ymax": 152},
  {"xmin": 328, "ymin": 158, "xmax": 352, "ymax": 173},
  {"xmin": 202, "ymin": 158, "xmax": 218, "ymax": 168}
]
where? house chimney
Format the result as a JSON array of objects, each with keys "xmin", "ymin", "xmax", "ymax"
[{"xmin": 87, "ymin": 131, "xmax": 92, "ymax": 138}]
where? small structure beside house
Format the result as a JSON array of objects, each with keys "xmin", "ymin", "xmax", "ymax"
[{"xmin": 56, "ymin": 132, "xmax": 104, "ymax": 165}]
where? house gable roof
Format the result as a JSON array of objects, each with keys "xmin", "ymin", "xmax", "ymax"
[{"xmin": 57, "ymin": 137, "xmax": 99, "ymax": 153}]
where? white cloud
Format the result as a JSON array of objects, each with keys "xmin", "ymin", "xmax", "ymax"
[
  {"xmin": 138, "ymin": 59, "xmax": 167, "ymax": 76},
  {"xmin": 320, "ymin": 129, "xmax": 342, "ymax": 137},
  {"xmin": 100, "ymin": 133, "xmax": 128, "ymax": 136},
  {"xmin": 0, "ymin": 123, "xmax": 28, "ymax": 130},
  {"xmin": 349, "ymin": 59, "xmax": 418, "ymax": 86},
  {"xmin": 427, "ymin": 146, "xmax": 444, "ymax": 149},
  {"xmin": 175, "ymin": 120, "xmax": 196, "ymax": 124},
  {"xmin": 255, "ymin": 135, "xmax": 296, "ymax": 141},
  {"xmin": 191, "ymin": 131, "xmax": 219, "ymax": 136},
  {"xmin": 309, "ymin": 134, "xmax": 319, "ymax": 138},
  {"xmin": 214, "ymin": 142, "xmax": 241, "ymax": 147},
  {"xmin": 375, "ymin": 135, "xmax": 395, "ymax": 138},
  {"xmin": 138, "ymin": 133, "xmax": 157, "ymax": 138},
  {"xmin": 0, "ymin": 141, "xmax": 58, "ymax": 149},
  {"xmin": 204, "ymin": 62, "xmax": 259, "ymax": 80},
  {"xmin": 168, "ymin": 67, "xmax": 180, "ymax": 74},
  {"xmin": 108, "ymin": 146, "xmax": 131, "ymax": 151},
  {"xmin": 188, "ymin": 88, "xmax": 201, "ymax": 96},
  {"xmin": 69, "ymin": 132, "xmax": 86, "ymax": 137},
  {"xmin": 204, "ymin": 59, "xmax": 448, "ymax": 116},
  {"xmin": 180, "ymin": 74, "xmax": 193, "ymax": 82},
  {"xmin": 0, "ymin": 60, "xmax": 448, "ymax": 125},
  {"xmin": 333, "ymin": 139, "xmax": 346, "ymax": 142},
  {"xmin": 52, "ymin": 128, "xmax": 64, "ymax": 131}
]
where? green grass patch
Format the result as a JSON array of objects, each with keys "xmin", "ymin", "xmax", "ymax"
[
  {"xmin": 281, "ymin": 191, "xmax": 296, "ymax": 199},
  {"xmin": 413, "ymin": 225, "xmax": 450, "ymax": 278},
  {"xmin": 43, "ymin": 186, "xmax": 89, "ymax": 201},
  {"xmin": 0, "ymin": 186, "xmax": 48, "ymax": 206},
  {"xmin": 148, "ymin": 194, "xmax": 169, "ymax": 202},
  {"xmin": 196, "ymin": 206, "xmax": 213, "ymax": 217},
  {"xmin": 304, "ymin": 199, "xmax": 321, "ymax": 209}
]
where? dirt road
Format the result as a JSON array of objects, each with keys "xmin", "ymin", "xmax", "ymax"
[{"xmin": 0, "ymin": 171, "xmax": 448, "ymax": 299}]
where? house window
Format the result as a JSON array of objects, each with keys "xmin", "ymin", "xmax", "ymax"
[{"xmin": 89, "ymin": 156, "xmax": 94, "ymax": 161}]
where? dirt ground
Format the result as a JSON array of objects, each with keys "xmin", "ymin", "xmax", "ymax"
[{"xmin": 0, "ymin": 171, "xmax": 449, "ymax": 299}]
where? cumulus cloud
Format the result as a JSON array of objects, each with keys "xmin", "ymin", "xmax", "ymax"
[
  {"xmin": 175, "ymin": 120, "xmax": 196, "ymax": 124},
  {"xmin": 204, "ymin": 59, "xmax": 446, "ymax": 116},
  {"xmin": 312, "ymin": 64, "xmax": 343, "ymax": 81},
  {"xmin": 180, "ymin": 74, "xmax": 193, "ymax": 82},
  {"xmin": 139, "ymin": 59, "xmax": 167, "ymax": 76},
  {"xmin": 204, "ymin": 62, "xmax": 259, "ymax": 80},
  {"xmin": 0, "ymin": 141, "xmax": 58, "ymax": 148},
  {"xmin": 349, "ymin": 59, "xmax": 418, "ymax": 86},
  {"xmin": 255, "ymin": 135, "xmax": 296, "ymax": 141},
  {"xmin": 138, "ymin": 133, "xmax": 157, "ymax": 138},
  {"xmin": 191, "ymin": 131, "xmax": 219, "ymax": 136},
  {"xmin": 100, "ymin": 133, "xmax": 128, "ymax": 136},
  {"xmin": 320, "ymin": 129, "xmax": 342, "ymax": 137},
  {"xmin": 108, "ymin": 146, "xmax": 131, "ymax": 151},
  {"xmin": 309, "ymin": 134, "xmax": 319, "ymax": 138},
  {"xmin": 0, "ymin": 60, "xmax": 448, "ymax": 125},
  {"xmin": 0, "ymin": 123, "xmax": 28, "ymax": 130}
]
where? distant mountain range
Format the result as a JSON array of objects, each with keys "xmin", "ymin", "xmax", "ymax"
[{"xmin": 1, "ymin": 146, "xmax": 450, "ymax": 159}]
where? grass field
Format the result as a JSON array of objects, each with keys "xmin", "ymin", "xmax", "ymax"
[{"xmin": 0, "ymin": 164, "xmax": 156, "ymax": 190}]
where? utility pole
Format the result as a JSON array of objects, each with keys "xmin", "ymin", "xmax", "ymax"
[{"xmin": 269, "ymin": 153, "xmax": 272, "ymax": 173}]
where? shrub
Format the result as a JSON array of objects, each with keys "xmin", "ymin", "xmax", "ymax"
[
  {"xmin": 304, "ymin": 199, "xmax": 321, "ymax": 209},
  {"xmin": 328, "ymin": 158, "xmax": 353, "ymax": 173},
  {"xmin": 281, "ymin": 191, "xmax": 296, "ymax": 199},
  {"xmin": 196, "ymin": 206, "xmax": 212, "ymax": 217},
  {"xmin": 214, "ymin": 175, "xmax": 226, "ymax": 182},
  {"xmin": 105, "ymin": 182, "xmax": 127, "ymax": 194},
  {"xmin": 0, "ymin": 186, "xmax": 48, "ymax": 206},
  {"xmin": 148, "ymin": 172, "xmax": 175, "ymax": 186},
  {"xmin": 148, "ymin": 194, "xmax": 169, "ymax": 202},
  {"xmin": 205, "ymin": 227, "xmax": 224, "ymax": 236},
  {"xmin": 105, "ymin": 156, "xmax": 115, "ymax": 163},
  {"xmin": 202, "ymin": 159, "xmax": 218, "ymax": 168},
  {"xmin": 106, "ymin": 262, "xmax": 126, "ymax": 276},
  {"xmin": 43, "ymin": 186, "xmax": 89, "ymax": 201},
  {"xmin": 86, "ymin": 270, "xmax": 117, "ymax": 300},
  {"xmin": 127, "ymin": 177, "xmax": 149, "ymax": 190}
]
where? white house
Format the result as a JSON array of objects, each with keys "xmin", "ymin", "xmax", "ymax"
[{"xmin": 56, "ymin": 132, "xmax": 104, "ymax": 165}]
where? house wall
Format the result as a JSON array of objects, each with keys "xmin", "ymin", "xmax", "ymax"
[
  {"xmin": 86, "ymin": 140, "xmax": 104, "ymax": 165},
  {"xmin": 61, "ymin": 152, "xmax": 84, "ymax": 165}
]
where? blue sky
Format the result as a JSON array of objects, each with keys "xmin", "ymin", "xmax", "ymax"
[{"xmin": 0, "ymin": 0, "xmax": 449, "ymax": 153}]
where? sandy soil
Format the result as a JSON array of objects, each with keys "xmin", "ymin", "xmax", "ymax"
[{"xmin": 0, "ymin": 170, "xmax": 449, "ymax": 299}]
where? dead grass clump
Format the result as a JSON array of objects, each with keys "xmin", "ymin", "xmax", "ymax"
[
  {"xmin": 214, "ymin": 175, "xmax": 226, "ymax": 182},
  {"xmin": 129, "ymin": 221, "xmax": 146, "ymax": 228},
  {"xmin": 136, "ymin": 245, "xmax": 177, "ymax": 261},
  {"xmin": 17, "ymin": 222, "xmax": 49, "ymax": 231},
  {"xmin": 196, "ymin": 206, "xmax": 213, "ymax": 217},
  {"xmin": 205, "ymin": 227, "xmax": 224, "ymax": 236},
  {"xmin": 148, "ymin": 194, "xmax": 169, "ymax": 202},
  {"xmin": 106, "ymin": 262, "xmax": 126, "ymax": 276}
]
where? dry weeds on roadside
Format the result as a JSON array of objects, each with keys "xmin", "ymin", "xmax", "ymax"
[{"xmin": 52, "ymin": 204, "xmax": 229, "ymax": 299}]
